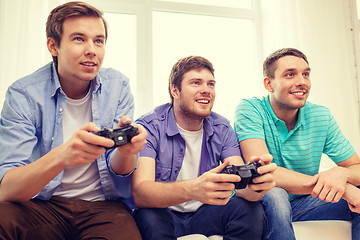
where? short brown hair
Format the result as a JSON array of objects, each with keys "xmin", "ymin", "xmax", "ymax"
[
  {"xmin": 168, "ymin": 56, "xmax": 215, "ymax": 105},
  {"xmin": 46, "ymin": 1, "xmax": 108, "ymax": 66},
  {"xmin": 263, "ymin": 48, "xmax": 308, "ymax": 78}
]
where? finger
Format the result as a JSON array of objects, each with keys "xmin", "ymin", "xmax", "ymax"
[
  {"xmin": 348, "ymin": 203, "xmax": 359, "ymax": 213},
  {"xmin": 259, "ymin": 153, "xmax": 273, "ymax": 165},
  {"xmin": 86, "ymin": 131, "xmax": 115, "ymax": 148},
  {"xmin": 131, "ymin": 124, "xmax": 146, "ymax": 143},
  {"xmin": 332, "ymin": 191, "xmax": 343, "ymax": 203},
  {"xmin": 250, "ymin": 156, "xmax": 260, "ymax": 162},
  {"xmin": 118, "ymin": 115, "xmax": 132, "ymax": 127},
  {"xmin": 257, "ymin": 162, "xmax": 277, "ymax": 174},
  {"xmin": 81, "ymin": 122, "xmax": 100, "ymax": 132},
  {"xmin": 324, "ymin": 189, "xmax": 336, "ymax": 202},
  {"xmin": 311, "ymin": 181, "xmax": 324, "ymax": 198}
]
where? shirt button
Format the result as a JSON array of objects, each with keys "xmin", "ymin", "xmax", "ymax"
[
  {"xmin": 175, "ymin": 170, "xmax": 178, "ymax": 173},
  {"xmin": 59, "ymin": 108, "xmax": 63, "ymax": 112},
  {"xmin": 157, "ymin": 172, "xmax": 161, "ymax": 177},
  {"xmin": 51, "ymin": 137, "xmax": 54, "ymax": 141}
]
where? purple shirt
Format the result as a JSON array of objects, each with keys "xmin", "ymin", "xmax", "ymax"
[{"xmin": 136, "ymin": 103, "xmax": 241, "ymax": 182}]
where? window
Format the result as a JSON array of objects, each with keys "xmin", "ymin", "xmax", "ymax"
[{"xmin": 66, "ymin": 0, "xmax": 261, "ymax": 123}]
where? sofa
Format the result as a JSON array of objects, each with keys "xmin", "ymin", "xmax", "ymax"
[{"xmin": 177, "ymin": 220, "xmax": 352, "ymax": 240}]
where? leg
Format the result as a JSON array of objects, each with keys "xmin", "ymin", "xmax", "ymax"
[
  {"xmin": 291, "ymin": 195, "xmax": 360, "ymax": 240},
  {"xmin": 133, "ymin": 208, "xmax": 176, "ymax": 240},
  {"xmin": 260, "ymin": 187, "xmax": 295, "ymax": 240},
  {"xmin": 74, "ymin": 199, "xmax": 141, "ymax": 240},
  {"xmin": 189, "ymin": 197, "xmax": 265, "ymax": 240},
  {"xmin": 0, "ymin": 198, "xmax": 73, "ymax": 240}
]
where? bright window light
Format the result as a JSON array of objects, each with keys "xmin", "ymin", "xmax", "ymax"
[
  {"xmin": 156, "ymin": 0, "xmax": 252, "ymax": 9},
  {"xmin": 102, "ymin": 12, "xmax": 138, "ymax": 117},
  {"xmin": 152, "ymin": 11, "xmax": 259, "ymax": 125}
]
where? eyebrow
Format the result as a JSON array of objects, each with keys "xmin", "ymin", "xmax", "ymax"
[
  {"xmin": 69, "ymin": 32, "xmax": 106, "ymax": 39},
  {"xmin": 282, "ymin": 67, "xmax": 311, "ymax": 73}
]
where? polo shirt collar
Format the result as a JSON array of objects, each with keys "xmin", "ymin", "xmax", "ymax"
[{"xmin": 264, "ymin": 95, "xmax": 306, "ymax": 130}]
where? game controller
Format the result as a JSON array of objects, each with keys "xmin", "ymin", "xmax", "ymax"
[
  {"xmin": 220, "ymin": 161, "xmax": 262, "ymax": 189},
  {"xmin": 93, "ymin": 124, "xmax": 138, "ymax": 149}
]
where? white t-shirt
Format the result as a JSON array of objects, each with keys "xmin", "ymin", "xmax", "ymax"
[
  {"xmin": 53, "ymin": 87, "xmax": 105, "ymax": 201},
  {"xmin": 169, "ymin": 124, "xmax": 203, "ymax": 212}
]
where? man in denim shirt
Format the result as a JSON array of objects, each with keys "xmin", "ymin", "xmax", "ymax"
[
  {"xmin": 0, "ymin": 2, "xmax": 146, "ymax": 239},
  {"xmin": 132, "ymin": 56, "xmax": 277, "ymax": 240}
]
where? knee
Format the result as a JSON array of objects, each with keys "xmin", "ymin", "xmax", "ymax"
[
  {"xmin": 228, "ymin": 198, "xmax": 265, "ymax": 222},
  {"xmin": 133, "ymin": 208, "xmax": 174, "ymax": 230},
  {"xmin": 261, "ymin": 187, "xmax": 292, "ymax": 220}
]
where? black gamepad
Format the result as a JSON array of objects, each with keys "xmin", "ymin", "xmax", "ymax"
[
  {"xmin": 93, "ymin": 124, "xmax": 138, "ymax": 149},
  {"xmin": 220, "ymin": 161, "xmax": 262, "ymax": 189}
]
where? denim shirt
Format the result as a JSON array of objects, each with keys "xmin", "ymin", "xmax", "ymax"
[
  {"xmin": 136, "ymin": 104, "xmax": 241, "ymax": 182},
  {"xmin": 0, "ymin": 62, "xmax": 135, "ymax": 202}
]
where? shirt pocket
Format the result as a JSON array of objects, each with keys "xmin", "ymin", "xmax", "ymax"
[{"xmin": 155, "ymin": 165, "xmax": 172, "ymax": 182}]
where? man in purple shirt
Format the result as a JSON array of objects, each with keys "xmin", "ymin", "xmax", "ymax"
[{"xmin": 132, "ymin": 56, "xmax": 277, "ymax": 240}]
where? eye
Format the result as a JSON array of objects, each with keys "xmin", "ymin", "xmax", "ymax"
[
  {"xmin": 74, "ymin": 37, "xmax": 84, "ymax": 42},
  {"xmin": 285, "ymin": 73, "xmax": 294, "ymax": 78},
  {"xmin": 192, "ymin": 81, "xmax": 200, "ymax": 85},
  {"xmin": 303, "ymin": 72, "xmax": 310, "ymax": 78},
  {"xmin": 95, "ymin": 39, "xmax": 104, "ymax": 45},
  {"xmin": 208, "ymin": 82, "xmax": 215, "ymax": 87}
]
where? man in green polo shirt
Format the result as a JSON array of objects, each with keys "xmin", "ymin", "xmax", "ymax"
[{"xmin": 234, "ymin": 48, "xmax": 360, "ymax": 240}]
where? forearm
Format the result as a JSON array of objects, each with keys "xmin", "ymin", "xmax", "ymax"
[
  {"xmin": 132, "ymin": 180, "xmax": 192, "ymax": 208},
  {"xmin": 236, "ymin": 188, "xmax": 263, "ymax": 201},
  {"xmin": 345, "ymin": 164, "xmax": 360, "ymax": 186},
  {"xmin": 111, "ymin": 150, "xmax": 137, "ymax": 175},
  {"xmin": 274, "ymin": 166, "xmax": 313, "ymax": 195},
  {"xmin": 0, "ymin": 147, "xmax": 65, "ymax": 202}
]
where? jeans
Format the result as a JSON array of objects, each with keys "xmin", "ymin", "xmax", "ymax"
[
  {"xmin": 261, "ymin": 187, "xmax": 360, "ymax": 240},
  {"xmin": 133, "ymin": 197, "xmax": 265, "ymax": 240}
]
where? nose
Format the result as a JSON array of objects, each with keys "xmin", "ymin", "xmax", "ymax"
[
  {"xmin": 200, "ymin": 83, "xmax": 212, "ymax": 94},
  {"xmin": 295, "ymin": 75, "xmax": 306, "ymax": 86},
  {"xmin": 85, "ymin": 42, "xmax": 96, "ymax": 56}
]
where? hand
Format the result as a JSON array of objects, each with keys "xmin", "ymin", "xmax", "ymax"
[
  {"xmin": 115, "ymin": 116, "xmax": 147, "ymax": 156},
  {"xmin": 189, "ymin": 161, "xmax": 241, "ymax": 205},
  {"xmin": 247, "ymin": 153, "xmax": 276, "ymax": 194},
  {"xmin": 342, "ymin": 184, "xmax": 360, "ymax": 213},
  {"xmin": 58, "ymin": 122, "xmax": 114, "ymax": 167},
  {"xmin": 303, "ymin": 166, "xmax": 349, "ymax": 202}
]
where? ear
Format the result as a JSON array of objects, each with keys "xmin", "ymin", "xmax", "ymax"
[
  {"xmin": 47, "ymin": 38, "xmax": 58, "ymax": 57},
  {"xmin": 263, "ymin": 77, "xmax": 274, "ymax": 92},
  {"xmin": 170, "ymin": 84, "xmax": 180, "ymax": 100}
]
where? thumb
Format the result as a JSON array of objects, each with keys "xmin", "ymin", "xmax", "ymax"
[
  {"xmin": 210, "ymin": 160, "xmax": 230, "ymax": 174},
  {"xmin": 303, "ymin": 174, "xmax": 319, "ymax": 187}
]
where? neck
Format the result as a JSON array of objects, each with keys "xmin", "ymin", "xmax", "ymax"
[
  {"xmin": 269, "ymin": 99, "xmax": 298, "ymax": 132},
  {"xmin": 173, "ymin": 106, "xmax": 204, "ymax": 131},
  {"xmin": 60, "ymin": 80, "xmax": 91, "ymax": 100}
]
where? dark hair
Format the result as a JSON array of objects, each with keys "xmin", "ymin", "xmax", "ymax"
[
  {"xmin": 46, "ymin": 1, "xmax": 108, "ymax": 66},
  {"xmin": 168, "ymin": 56, "xmax": 215, "ymax": 105},
  {"xmin": 263, "ymin": 48, "xmax": 308, "ymax": 78}
]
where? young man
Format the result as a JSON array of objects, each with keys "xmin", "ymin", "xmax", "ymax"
[
  {"xmin": 132, "ymin": 56, "xmax": 277, "ymax": 240},
  {"xmin": 0, "ymin": 2, "xmax": 146, "ymax": 239},
  {"xmin": 234, "ymin": 48, "xmax": 360, "ymax": 240}
]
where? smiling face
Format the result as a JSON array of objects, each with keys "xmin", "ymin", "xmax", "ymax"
[
  {"xmin": 265, "ymin": 55, "xmax": 311, "ymax": 116},
  {"xmin": 47, "ymin": 16, "xmax": 105, "ymax": 99},
  {"xmin": 171, "ymin": 69, "xmax": 215, "ymax": 127}
]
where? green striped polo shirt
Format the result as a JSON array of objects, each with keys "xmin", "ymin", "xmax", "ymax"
[{"xmin": 234, "ymin": 96, "xmax": 355, "ymax": 200}]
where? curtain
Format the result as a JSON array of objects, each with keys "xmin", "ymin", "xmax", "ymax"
[
  {"xmin": 0, "ymin": 0, "xmax": 56, "ymax": 107},
  {"xmin": 260, "ymin": 0, "xmax": 360, "ymax": 152}
]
